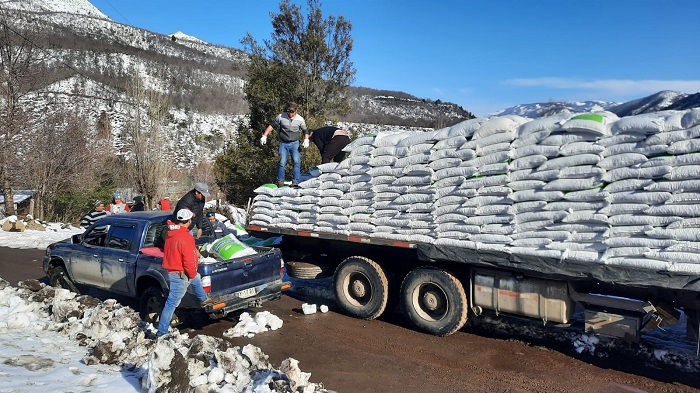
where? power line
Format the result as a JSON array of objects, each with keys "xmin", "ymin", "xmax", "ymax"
[{"xmin": 98, "ymin": 0, "xmax": 133, "ymax": 26}]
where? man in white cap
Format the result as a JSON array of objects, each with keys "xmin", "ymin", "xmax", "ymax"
[
  {"xmin": 157, "ymin": 208, "xmax": 212, "ymax": 337},
  {"xmin": 172, "ymin": 182, "xmax": 210, "ymax": 238}
]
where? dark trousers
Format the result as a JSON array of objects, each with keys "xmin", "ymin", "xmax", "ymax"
[{"xmin": 321, "ymin": 135, "xmax": 351, "ymax": 164}]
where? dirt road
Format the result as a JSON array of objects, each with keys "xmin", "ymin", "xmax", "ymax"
[{"xmin": 3, "ymin": 246, "xmax": 698, "ymax": 392}]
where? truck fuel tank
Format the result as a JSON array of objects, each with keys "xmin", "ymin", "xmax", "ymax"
[{"xmin": 473, "ymin": 270, "xmax": 575, "ymax": 324}]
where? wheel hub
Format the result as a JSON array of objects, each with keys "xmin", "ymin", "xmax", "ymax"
[
  {"xmin": 422, "ymin": 291, "xmax": 441, "ymax": 311},
  {"xmin": 351, "ymin": 279, "xmax": 367, "ymax": 297}
]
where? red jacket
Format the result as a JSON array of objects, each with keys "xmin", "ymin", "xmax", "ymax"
[
  {"xmin": 162, "ymin": 220, "xmax": 198, "ymax": 279},
  {"xmin": 159, "ymin": 199, "xmax": 171, "ymax": 211}
]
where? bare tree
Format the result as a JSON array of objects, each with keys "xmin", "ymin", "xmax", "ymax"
[
  {"xmin": 96, "ymin": 110, "xmax": 112, "ymax": 139},
  {"xmin": 22, "ymin": 111, "xmax": 108, "ymax": 221},
  {"xmin": 122, "ymin": 66, "xmax": 175, "ymax": 209},
  {"xmin": 0, "ymin": 10, "xmax": 45, "ymax": 214}
]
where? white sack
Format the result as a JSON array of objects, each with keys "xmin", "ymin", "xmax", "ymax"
[
  {"xmin": 598, "ymin": 153, "xmax": 648, "ymax": 170},
  {"xmin": 538, "ymin": 154, "xmax": 601, "ymax": 171},
  {"xmin": 512, "ymin": 144, "xmax": 561, "ymax": 159}
]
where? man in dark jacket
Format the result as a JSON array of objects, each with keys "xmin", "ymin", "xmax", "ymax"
[
  {"xmin": 130, "ymin": 195, "xmax": 145, "ymax": 212},
  {"xmin": 172, "ymin": 182, "xmax": 210, "ymax": 238},
  {"xmin": 206, "ymin": 212, "xmax": 233, "ymax": 239},
  {"xmin": 305, "ymin": 126, "xmax": 351, "ymax": 164}
]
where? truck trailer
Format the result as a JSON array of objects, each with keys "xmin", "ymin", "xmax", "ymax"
[{"xmin": 247, "ymin": 109, "xmax": 700, "ymax": 349}]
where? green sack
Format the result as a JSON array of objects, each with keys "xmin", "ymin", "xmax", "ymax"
[{"xmin": 208, "ymin": 234, "xmax": 257, "ymax": 260}]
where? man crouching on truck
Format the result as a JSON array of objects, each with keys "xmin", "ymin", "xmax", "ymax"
[{"xmin": 157, "ymin": 208, "xmax": 214, "ymax": 337}]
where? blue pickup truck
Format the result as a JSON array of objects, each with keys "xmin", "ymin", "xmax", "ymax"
[{"xmin": 43, "ymin": 211, "xmax": 290, "ymax": 326}]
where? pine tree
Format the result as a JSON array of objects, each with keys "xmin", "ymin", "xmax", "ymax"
[{"xmin": 216, "ymin": 0, "xmax": 355, "ymax": 204}]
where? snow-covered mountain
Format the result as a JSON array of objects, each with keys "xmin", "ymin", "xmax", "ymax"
[
  {"xmin": 4, "ymin": 0, "xmax": 472, "ymax": 169},
  {"xmin": 608, "ymin": 90, "xmax": 700, "ymax": 117},
  {"xmin": 491, "ymin": 90, "xmax": 700, "ymax": 119},
  {"xmin": 491, "ymin": 99, "xmax": 620, "ymax": 118},
  {"xmin": 0, "ymin": 0, "xmax": 108, "ymax": 19},
  {"xmin": 6, "ymin": 0, "xmax": 699, "ymax": 170}
]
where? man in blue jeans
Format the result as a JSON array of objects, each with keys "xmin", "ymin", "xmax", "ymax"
[
  {"xmin": 157, "ymin": 208, "xmax": 212, "ymax": 337},
  {"xmin": 260, "ymin": 102, "xmax": 309, "ymax": 187}
]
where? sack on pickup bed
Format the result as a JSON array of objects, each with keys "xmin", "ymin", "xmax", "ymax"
[{"xmin": 208, "ymin": 234, "xmax": 257, "ymax": 260}]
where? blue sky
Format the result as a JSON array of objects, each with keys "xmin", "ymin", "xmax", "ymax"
[{"xmin": 89, "ymin": 0, "xmax": 700, "ymax": 117}]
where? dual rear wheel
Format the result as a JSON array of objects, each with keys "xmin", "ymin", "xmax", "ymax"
[
  {"xmin": 333, "ymin": 256, "xmax": 468, "ymax": 336},
  {"xmin": 400, "ymin": 267, "xmax": 468, "ymax": 336}
]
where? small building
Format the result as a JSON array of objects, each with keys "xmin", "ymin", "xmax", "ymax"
[{"xmin": 0, "ymin": 190, "xmax": 36, "ymax": 216}]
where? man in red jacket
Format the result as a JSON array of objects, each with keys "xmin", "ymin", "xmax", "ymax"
[{"xmin": 156, "ymin": 208, "xmax": 212, "ymax": 337}]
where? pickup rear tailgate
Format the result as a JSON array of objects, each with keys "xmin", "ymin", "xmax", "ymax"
[{"xmin": 198, "ymin": 247, "xmax": 282, "ymax": 296}]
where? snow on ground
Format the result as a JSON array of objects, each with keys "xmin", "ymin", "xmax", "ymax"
[
  {"xmin": 0, "ymin": 215, "xmax": 699, "ymax": 392},
  {"xmin": 0, "ymin": 278, "xmax": 333, "ymax": 392},
  {"xmin": 0, "ymin": 216, "xmax": 82, "ymax": 249},
  {"xmin": 0, "ymin": 215, "xmax": 333, "ymax": 392}
]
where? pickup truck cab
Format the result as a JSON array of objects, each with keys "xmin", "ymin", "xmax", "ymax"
[{"xmin": 43, "ymin": 211, "xmax": 290, "ymax": 326}]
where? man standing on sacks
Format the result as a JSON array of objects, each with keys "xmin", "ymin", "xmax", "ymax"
[{"xmin": 260, "ymin": 102, "xmax": 309, "ymax": 187}]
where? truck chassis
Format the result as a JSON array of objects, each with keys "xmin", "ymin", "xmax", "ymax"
[{"xmin": 248, "ymin": 225, "xmax": 700, "ymax": 352}]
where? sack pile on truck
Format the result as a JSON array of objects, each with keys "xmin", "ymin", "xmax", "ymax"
[{"xmin": 250, "ymin": 108, "xmax": 700, "ymax": 274}]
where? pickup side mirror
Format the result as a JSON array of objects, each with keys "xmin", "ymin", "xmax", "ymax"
[{"xmin": 72, "ymin": 233, "xmax": 83, "ymax": 244}]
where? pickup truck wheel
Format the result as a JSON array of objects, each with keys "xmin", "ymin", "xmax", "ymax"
[
  {"xmin": 49, "ymin": 266, "xmax": 80, "ymax": 294},
  {"xmin": 334, "ymin": 256, "xmax": 388, "ymax": 320},
  {"xmin": 400, "ymin": 267, "xmax": 468, "ymax": 336},
  {"xmin": 140, "ymin": 286, "xmax": 165, "ymax": 325}
]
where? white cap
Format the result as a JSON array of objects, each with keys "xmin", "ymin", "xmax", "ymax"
[{"xmin": 176, "ymin": 209, "xmax": 194, "ymax": 221}]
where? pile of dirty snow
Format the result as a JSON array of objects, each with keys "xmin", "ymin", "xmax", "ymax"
[{"xmin": 0, "ymin": 277, "xmax": 333, "ymax": 392}]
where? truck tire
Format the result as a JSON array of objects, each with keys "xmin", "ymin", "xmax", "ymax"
[
  {"xmin": 400, "ymin": 267, "xmax": 468, "ymax": 336},
  {"xmin": 139, "ymin": 286, "xmax": 165, "ymax": 325},
  {"xmin": 49, "ymin": 266, "xmax": 80, "ymax": 294},
  {"xmin": 286, "ymin": 261, "xmax": 334, "ymax": 279},
  {"xmin": 140, "ymin": 286, "xmax": 184, "ymax": 327},
  {"xmin": 334, "ymin": 256, "xmax": 389, "ymax": 320}
]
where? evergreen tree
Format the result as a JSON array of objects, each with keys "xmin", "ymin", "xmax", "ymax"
[{"xmin": 216, "ymin": 0, "xmax": 355, "ymax": 205}]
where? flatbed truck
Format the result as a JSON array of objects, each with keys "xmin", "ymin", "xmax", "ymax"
[{"xmin": 247, "ymin": 224, "xmax": 698, "ymax": 351}]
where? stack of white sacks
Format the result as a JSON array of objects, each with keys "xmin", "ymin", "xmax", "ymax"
[{"xmin": 250, "ymin": 108, "xmax": 700, "ymax": 273}]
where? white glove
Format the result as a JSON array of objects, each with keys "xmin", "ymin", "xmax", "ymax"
[
  {"xmin": 260, "ymin": 135, "xmax": 267, "ymax": 145},
  {"xmin": 302, "ymin": 138, "xmax": 309, "ymax": 149}
]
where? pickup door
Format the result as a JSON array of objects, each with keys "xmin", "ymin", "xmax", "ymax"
[
  {"xmin": 69, "ymin": 221, "xmax": 140, "ymax": 295},
  {"xmin": 101, "ymin": 223, "xmax": 139, "ymax": 294}
]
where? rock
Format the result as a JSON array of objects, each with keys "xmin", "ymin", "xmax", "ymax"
[
  {"xmin": 1, "ymin": 220, "xmax": 25, "ymax": 232},
  {"xmin": 18, "ymin": 279, "xmax": 44, "ymax": 292},
  {"xmin": 25, "ymin": 220, "xmax": 45, "ymax": 231}
]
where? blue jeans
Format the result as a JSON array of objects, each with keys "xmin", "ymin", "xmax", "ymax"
[
  {"xmin": 278, "ymin": 140, "xmax": 301, "ymax": 184},
  {"xmin": 157, "ymin": 272, "xmax": 208, "ymax": 336}
]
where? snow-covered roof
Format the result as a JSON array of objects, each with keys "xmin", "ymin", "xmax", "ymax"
[{"xmin": 0, "ymin": 190, "xmax": 35, "ymax": 204}]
